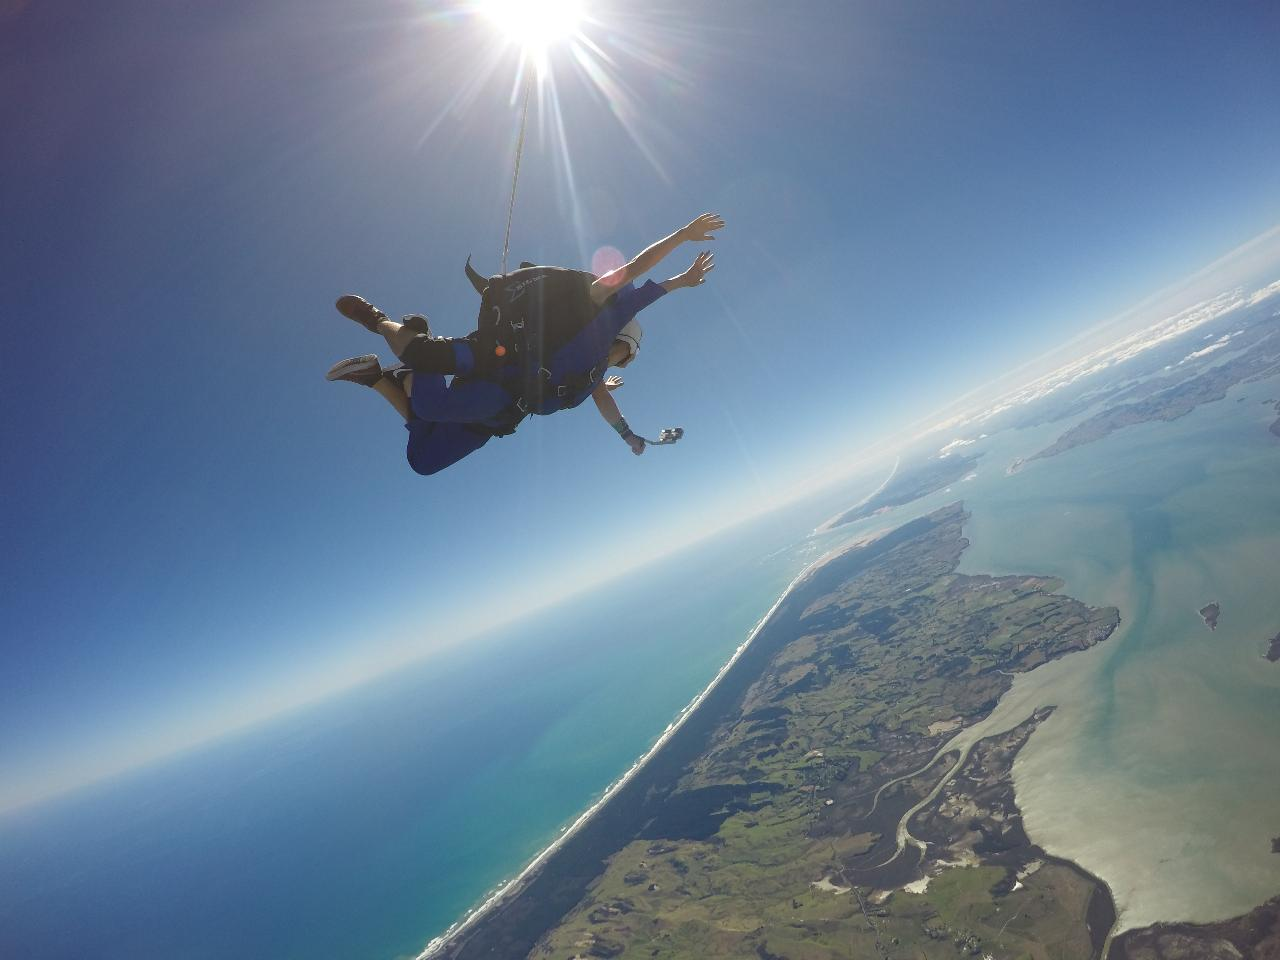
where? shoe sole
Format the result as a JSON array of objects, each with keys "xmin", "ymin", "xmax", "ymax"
[
  {"xmin": 326, "ymin": 354, "xmax": 380, "ymax": 381},
  {"xmin": 335, "ymin": 295, "xmax": 387, "ymax": 332}
]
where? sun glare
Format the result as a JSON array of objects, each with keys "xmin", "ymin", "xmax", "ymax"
[{"xmin": 480, "ymin": 0, "xmax": 585, "ymax": 56}]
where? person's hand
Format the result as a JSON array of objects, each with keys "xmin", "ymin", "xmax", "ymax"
[
  {"xmin": 676, "ymin": 250, "xmax": 715, "ymax": 288},
  {"xmin": 604, "ymin": 375, "xmax": 624, "ymax": 392},
  {"xmin": 679, "ymin": 213, "xmax": 724, "ymax": 242},
  {"xmin": 626, "ymin": 434, "xmax": 646, "ymax": 456}
]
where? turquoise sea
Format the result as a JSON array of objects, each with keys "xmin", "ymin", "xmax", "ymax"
[
  {"xmin": 3, "ymin": 372, "xmax": 1278, "ymax": 957},
  {"xmin": 0, "ymin": 478, "xmax": 878, "ymax": 960}
]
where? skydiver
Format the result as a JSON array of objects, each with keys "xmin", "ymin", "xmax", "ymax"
[{"xmin": 324, "ymin": 213, "xmax": 723, "ymax": 475}]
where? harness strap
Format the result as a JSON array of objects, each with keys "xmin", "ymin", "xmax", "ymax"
[{"xmin": 463, "ymin": 264, "xmax": 609, "ymax": 431}]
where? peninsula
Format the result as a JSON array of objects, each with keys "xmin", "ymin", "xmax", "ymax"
[
  {"xmin": 820, "ymin": 454, "xmax": 979, "ymax": 529},
  {"xmin": 427, "ymin": 504, "xmax": 1124, "ymax": 959},
  {"xmin": 1108, "ymin": 895, "xmax": 1280, "ymax": 958},
  {"xmin": 1027, "ymin": 312, "xmax": 1280, "ymax": 463}
]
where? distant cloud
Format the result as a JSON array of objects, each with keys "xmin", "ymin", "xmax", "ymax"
[
  {"xmin": 1248, "ymin": 279, "xmax": 1280, "ymax": 306},
  {"xmin": 1178, "ymin": 333, "xmax": 1232, "ymax": 365},
  {"xmin": 938, "ymin": 437, "xmax": 975, "ymax": 457},
  {"xmin": 931, "ymin": 278, "xmax": 1280, "ymax": 434}
]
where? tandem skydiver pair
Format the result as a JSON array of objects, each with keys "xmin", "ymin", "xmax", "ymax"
[{"xmin": 325, "ymin": 213, "xmax": 722, "ymax": 475}]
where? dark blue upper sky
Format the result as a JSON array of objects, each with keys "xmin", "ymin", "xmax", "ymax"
[{"xmin": 3, "ymin": 0, "xmax": 1278, "ymax": 809}]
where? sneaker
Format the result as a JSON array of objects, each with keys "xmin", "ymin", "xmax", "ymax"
[
  {"xmin": 325, "ymin": 354, "xmax": 383, "ymax": 386},
  {"xmin": 382, "ymin": 362, "xmax": 411, "ymax": 389},
  {"xmin": 335, "ymin": 294, "xmax": 388, "ymax": 333}
]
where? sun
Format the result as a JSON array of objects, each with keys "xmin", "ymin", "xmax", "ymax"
[{"xmin": 479, "ymin": 0, "xmax": 585, "ymax": 57}]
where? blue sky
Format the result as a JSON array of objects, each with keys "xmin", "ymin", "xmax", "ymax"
[{"xmin": 3, "ymin": 0, "xmax": 1279, "ymax": 810}]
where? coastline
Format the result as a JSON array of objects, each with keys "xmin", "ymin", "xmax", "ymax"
[
  {"xmin": 1108, "ymin": 895, "xmax": 1280, "ymax": 957},
  {"xmin": 422, "ymin": 504, "xmax": 1128, "ymax": 959},
  {"xmin": 416, "ymin": 538, "xmax": 860, "ymax": 959},
  {"xmin": 524, "ymin": 502, "xmax": 1127, "ymax": 959},
  {"xmin": 420, "ymin": 503, "xmax": 1141, "ymax": 959},
  {"xmin": 813, "ymin": 457, "xmax": 900, "ymax": 534}
]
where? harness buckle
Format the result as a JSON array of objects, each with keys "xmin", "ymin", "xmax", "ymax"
[
  {"xmin": 556, "ymin": 385, "xmax": 569, "ymax": 398},
  {"xmin": 538, "ymin": 367, "xmax": 553, "ymax": 381}
]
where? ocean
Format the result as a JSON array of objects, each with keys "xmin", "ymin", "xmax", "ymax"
[{"xmin": 0, "ymin": 482, "xmax": 871, "ymax": 960}]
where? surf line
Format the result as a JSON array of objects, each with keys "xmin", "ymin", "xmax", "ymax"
[{"xmin": 417, "ymin": 543, "xmax": 858, "ymax": 959}]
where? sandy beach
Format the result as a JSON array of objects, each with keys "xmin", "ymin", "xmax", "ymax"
[{"xmin": 417, "ymin": 541, "xmax": 859, "ymax": 959}]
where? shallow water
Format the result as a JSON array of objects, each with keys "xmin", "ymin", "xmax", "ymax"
[{"xmin": 847, "ymin": 374, "xmax": 1280, "ymax": 931}]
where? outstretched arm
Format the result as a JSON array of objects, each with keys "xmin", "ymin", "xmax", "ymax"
[
  {"xmin": 660, "ymin": 249, "xmax": 715, "ymax": 292},
  {"xmin": 591, "ymin": 381, "xmax": 645, "ymax": 456},
  {"xmin": 590, "ymin": 213, "xmax": 724, "ymax": 304}
]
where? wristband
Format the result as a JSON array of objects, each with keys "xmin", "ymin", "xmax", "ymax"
[{"xmin": 612, "ymin": 418, "xmax": 631, "ymax": 437}]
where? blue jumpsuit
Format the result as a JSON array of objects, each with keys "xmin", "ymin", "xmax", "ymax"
[{"xmin": 404, "ymin": 280, "xmax": 667, "ymax": 475}]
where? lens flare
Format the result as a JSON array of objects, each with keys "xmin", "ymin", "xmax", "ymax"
[{"xmin": 591, "ymin": 245, "xmax": 624, "ymax": 278}]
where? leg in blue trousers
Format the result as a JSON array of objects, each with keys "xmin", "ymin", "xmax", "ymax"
[{"xmin": 403, "ymin": 419, "xmax": 492, "ymax": 475}]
